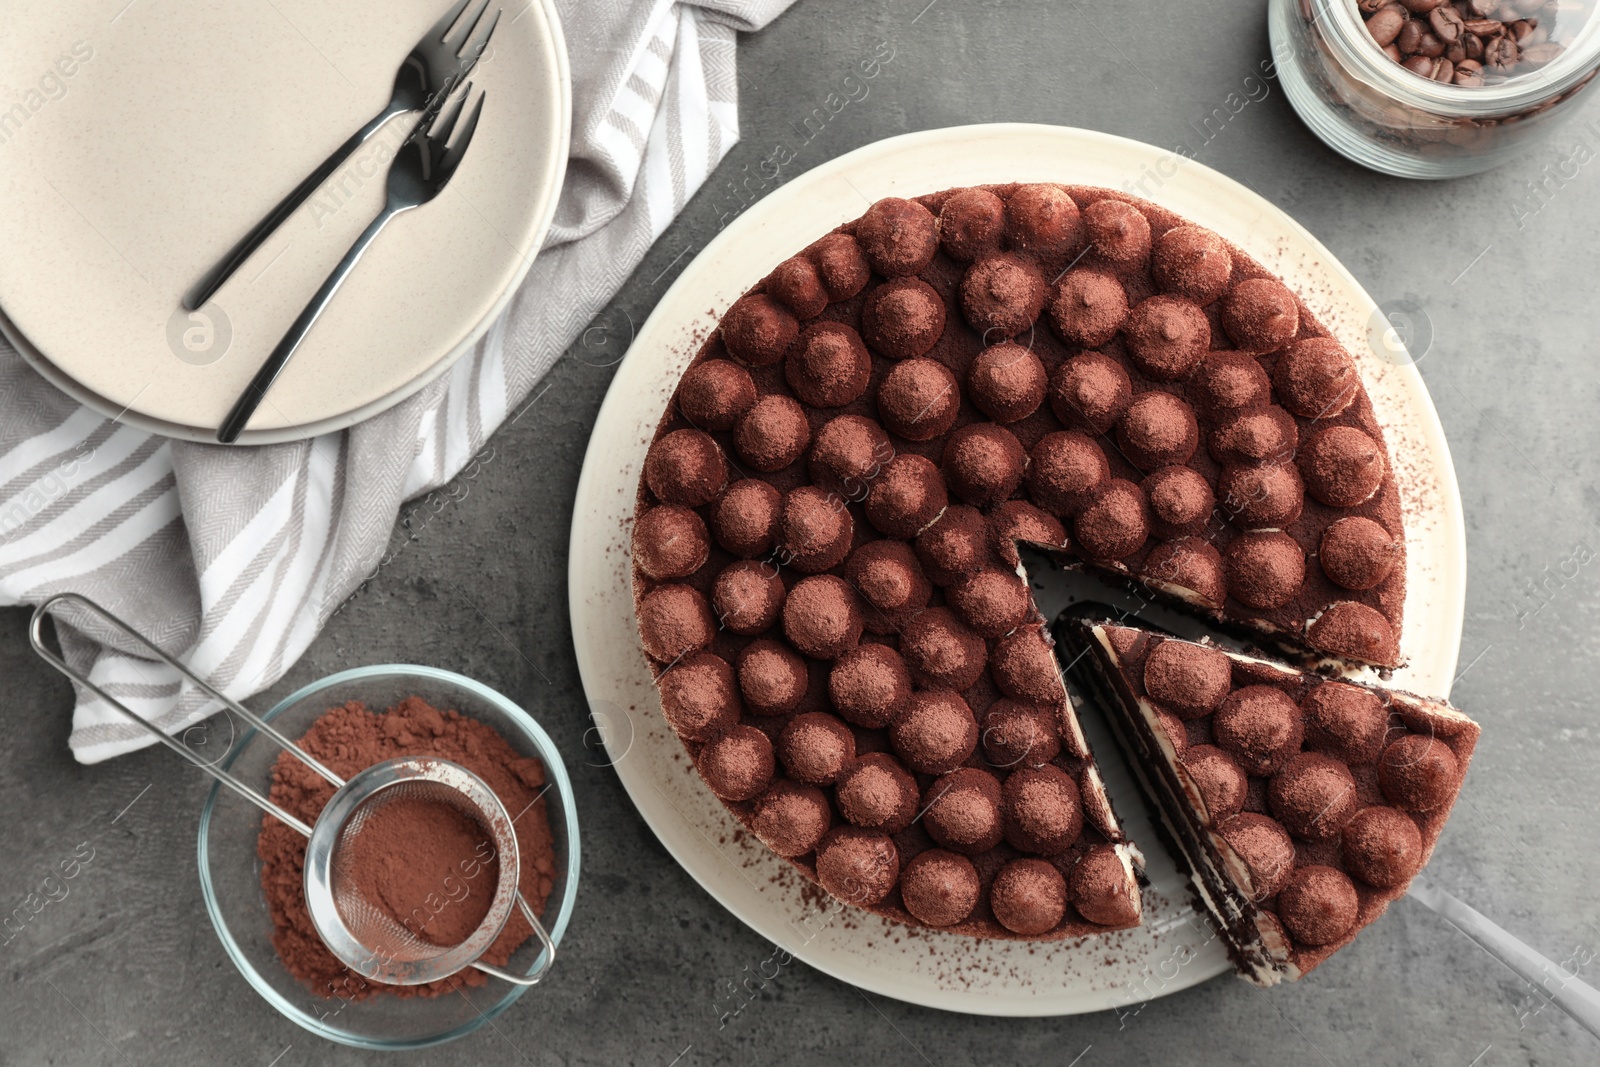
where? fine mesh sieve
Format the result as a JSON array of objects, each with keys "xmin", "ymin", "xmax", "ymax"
[
  {"xmin": 303, "ymin": 755, "xmax": 553, "ymax": 985},
  {"xmin": 29, "ymin": 592, "xmax": 555, "ymax": 988},
  {"xmin": 328, "ymin": 777, "xmax": 505, "ymax": 966}
]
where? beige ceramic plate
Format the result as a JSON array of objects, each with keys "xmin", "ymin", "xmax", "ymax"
[
  {"xmin": 568, "ymin": 124, "xmax": 1465, "ymax": 1015},
  {"xmin": 0, "ymin": 0, "xmax": 569, "ymax": 443}
]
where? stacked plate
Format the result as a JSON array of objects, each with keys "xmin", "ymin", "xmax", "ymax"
[{"xmin": 0, "ymin": 0, "xmax": 570, "ymax": 444}]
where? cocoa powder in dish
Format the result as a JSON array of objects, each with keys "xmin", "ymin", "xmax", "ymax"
[{"xmin": 257, "ymin": 697, "xmax": 557, "ymax": 999}]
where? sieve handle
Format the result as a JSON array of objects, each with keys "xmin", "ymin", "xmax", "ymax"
[
  {"xmin": 29, "ymin": 592, "xmax": 346, "ymax": 837},
  {"xmin": 468, "ymin": 892, "xmax": 556, "ymax": 986}
]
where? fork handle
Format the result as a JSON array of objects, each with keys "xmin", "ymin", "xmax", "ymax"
[
  {"xmin": 216, "ymin": 208, "xmax": 400, "ymax": 444},
  {"xmin": 183, "ymin": 105, "xmax": 405, "ymax": 311}
]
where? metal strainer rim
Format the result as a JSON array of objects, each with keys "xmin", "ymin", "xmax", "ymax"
[{"xmin": 304, "ymin": 756, "xmax": 522, "ymax": 986}]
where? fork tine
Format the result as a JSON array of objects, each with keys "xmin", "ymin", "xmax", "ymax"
[
  {"xmin": 436, "ymin": 91, "xmax": 485, "ymax": 187},
  {"xmin": 462, "ymin": 6, "xmax": 501, "ymax": 63},
  {"xmin": 442, "ymin": 0, "xmax": 491, "ymax": 54},
  {"xmin": 460, "ymin": 6, "xmax": 502, "ymax": 66},
  {"xmin": 430, "ymin": 0, "xmax": 474, "ymax": 42},
  {"xmin": 428, "ymin": 81, "xmax": 472, "ymax": 148}
]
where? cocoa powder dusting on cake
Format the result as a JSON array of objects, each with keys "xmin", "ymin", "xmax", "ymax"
[{"xmin": 630, "ymin": 181, "xmax": 1414, "ymax": 945}]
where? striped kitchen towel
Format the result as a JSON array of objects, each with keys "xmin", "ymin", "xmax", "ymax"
[{"xmin": 0, "ymin": 0, "xmax": 796, "ymax": 763}]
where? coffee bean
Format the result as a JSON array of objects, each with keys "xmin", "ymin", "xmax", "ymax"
[
  {"xmin": 1400, "ymin": 0, "xmax": 1443, "ymax": 10},
  {"xmin": 1484, "ymin": 34, "xmax": 1521, "ymax": 68},
  {"xmin": 1398, "ymin": 18, "xmax": 1426, "ymax": 50},
  {"xmin": 1463, "ymin": 17, "xmax": 1504, "ymax": 33},
  {"xmin": 1431, "ymin": 6, "xmax": 1467, "ymax": 38},
  {"xmin": 1417, "ymin": 29, "xmax": 1448, "ymax": 54},
  {"xmin": 1453, "ymin": 61, "xmax": 1487, "ymax": 84},
  {"xmin": 1367, "ymin": 5, "xmax": 1409, "ymax": 44},
  {"xmin": 1446, "ymin": 40, "xmax": 1467, "ymax": 60},
  {"xmin": 1433, "ymin": 57, "xmax": 1457, "ymax": 80},
  {"xmin": 1464, "ymin": 32, "xmax": 1486, "ymax": 58},
  {"xmin": 1384, "ymin": 42, "xmax": 1405, "ymax": 61},
  {"xmin": 1403, "ymin": 54, "xmax": 1436, "ymax": 74},
  {"xmin": 1523, "ymin": 40, "xmax": 1565, "ymax": 62}
]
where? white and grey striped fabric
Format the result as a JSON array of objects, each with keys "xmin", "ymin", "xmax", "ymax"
[{"xmin": 0, "ymin": 0, "xmax": 795, "ymax": 763}]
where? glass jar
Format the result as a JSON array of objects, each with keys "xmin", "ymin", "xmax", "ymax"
[{"xmin": 1270, "ymin": 0, "xmax": 1600, "ymax": 178}]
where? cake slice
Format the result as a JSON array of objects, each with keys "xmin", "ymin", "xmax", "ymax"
[{"xmin": 1059, "ymin": 615, "xmax": 1479, "ymax": 984}]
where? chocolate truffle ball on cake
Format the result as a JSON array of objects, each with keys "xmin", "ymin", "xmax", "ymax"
[{"xmin": 1082, "ymin": 198, "xmax": 1151, "ymax": 271}]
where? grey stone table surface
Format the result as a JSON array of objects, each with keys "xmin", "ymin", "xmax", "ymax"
[{"xmin": 3, "ymin": 0, "xmax": 1598, "ymax": 1064}]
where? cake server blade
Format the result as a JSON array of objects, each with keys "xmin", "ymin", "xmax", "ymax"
[{"xmin": 1408, "ymin": 874, "xmax": 1600, "ymax": 1042}]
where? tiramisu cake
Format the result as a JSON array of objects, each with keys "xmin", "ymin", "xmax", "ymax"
[
  {"xmin": 630, "ymin": 181, "xmax": 1455, "ymax": 955},
  {"xmin": 1060, "ymin": 618, "xmax": 1479, "ymax": 984}
]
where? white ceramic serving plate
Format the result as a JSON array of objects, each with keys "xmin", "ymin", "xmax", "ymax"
[
  {"xmin": 0, "ymin": 0, "xmax": 569, "ymax": 444},
  {"xmin": 567, "ymin": 124, "xmax": 1465, "ymax": 1016}
]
